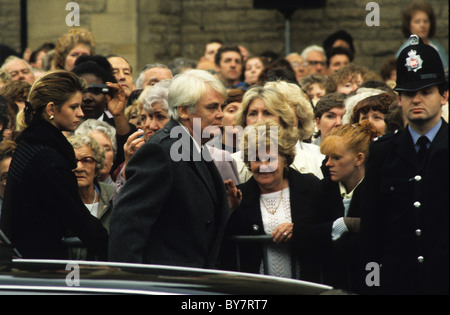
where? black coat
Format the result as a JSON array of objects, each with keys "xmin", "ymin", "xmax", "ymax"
[
  {"xmin": 219, "ymin": 169, "xmax": 320, "ymax": 280},
  {"xmin": 108, "ymin": 119, "xmax": 230, "ymax": 268},
  {"xmin": 360, "ymin": 120, "xmax": 449, "ymax": 295},
  {"xmin": 295, "ymin": 176, "xmax": 363, "ymax": 291},
  {"xmin": 0, "ymin": 119, "xmax": 108, "ymax": 259}
]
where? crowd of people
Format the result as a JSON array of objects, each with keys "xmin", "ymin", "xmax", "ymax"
[{"xmin": 0, "ymin": 1, "xmax": 448, "ymax": 295}]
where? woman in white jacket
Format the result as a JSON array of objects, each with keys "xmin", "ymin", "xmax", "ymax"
[{"xmin": 232, "ymin": 82, "xmax": 324, "ymax": 183}]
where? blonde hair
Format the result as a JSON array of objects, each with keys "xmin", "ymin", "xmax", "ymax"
[
  {"xmin": 241, "ymin": 120, "xmax": 297, "ymax": 171},
  {"xmin": 264, "ymin": 80, "xmax": 315, "ymax": 140},
  {"xmin": 235, "ymin": 85, "xmax": 295, "ymax": 131},
  {"xmin": 53, "ymin": 28, "xmax": 96, "ymax": 70},
  {"xmin": 320, "ymin": 120, "xmax": 381, "ymax": 164}
]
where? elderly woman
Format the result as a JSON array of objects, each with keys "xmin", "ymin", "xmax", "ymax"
[
  {"xmin": 233, "ymin": 84, "xmax": 323, "ymax": 183},
  {"xmin": 68, "ymin": 134, "xmax": 114, "ymax": 232},
  {"xmin": 138, "ymin": 79, "xmax": 171, "ymax": 141},
  {"xmin": 111, "ymin": 80, "xmax": 171, "ymax": 204},
  {"xmin": 75, "ymin": 119, "xmax": 117, "ymax": 184},
  {"xmin": 295, "ymin": 121, "xmax": 381, "ymax": 291},
  {"xmin": 220, "ymin": 120, "xmax": 320, "ymax": 279},
  {"xmin": 52, "ymin": 28, "xmax": 95, "ymax": 71},
  {"xmin": 0, "ymin": 70, "xmax": 108, "ymax": 259},
  {"xmin": 116, "ymin": 80, "xmax": 171, "ymax": 177}
]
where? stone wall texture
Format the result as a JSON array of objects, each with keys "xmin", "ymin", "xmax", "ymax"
[{"xmin": 1, "ymin": 0, "xmax": 448, "ymax": 78}]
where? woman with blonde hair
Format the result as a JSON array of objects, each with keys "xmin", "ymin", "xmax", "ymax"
[
  {"xmin": 233, "ymin": 84, "xmax": 323, "ymax": 183},
  {"xmin": 52, "ymin": 28, "xmax": 95, "ymax": 71},
  {"xmin": 295, "ymin": 121, "xmax": 381, "ymax": 291},
  {"xmin": 221, "ymin": 120, "xmax": 320, "ymax": 279},
  {"xmin": 0, "ymin": 70, "xmax": 108, "ymax": 259}
]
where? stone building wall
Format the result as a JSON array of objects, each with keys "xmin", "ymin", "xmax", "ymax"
[
  {"xmin": 0, "ymin": 0, "xmax": 21, "ymax": 53},
  {"xmin": 1, "ymin": 0, "xmax": 448, "ymax": 78}
]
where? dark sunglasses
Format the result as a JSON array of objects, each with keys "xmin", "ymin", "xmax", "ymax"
[{"xmin": 83, "ymin": 84, "xmax": 109, "ymax": 95}]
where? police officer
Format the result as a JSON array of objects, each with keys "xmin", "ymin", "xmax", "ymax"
[{"xmin": 359, "ymin": 35, "xmax": 448, "ymax": 295}]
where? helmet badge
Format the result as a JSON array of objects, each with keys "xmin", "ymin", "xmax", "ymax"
[{"xmin": 405, "ymin": 49, "xmax": 423, "ymax": 72}]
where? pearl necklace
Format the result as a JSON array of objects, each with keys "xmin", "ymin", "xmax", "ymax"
[
  {"xmin": 260, "ymin": 189, "xmax": 283, "ymax": 215},
  {"xmin": 85, "ymin": 191, "xmax": 98, "ymax": 213}
]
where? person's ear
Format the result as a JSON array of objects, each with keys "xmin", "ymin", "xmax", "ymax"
[
  {"xmin": 356, "ymin": 152, "xmax": 365, "ymax": 168},
  {"xmin": 46, "ymin": 102, "xmax": 56, "ymax": 120},
  {"xmin": 315, "ymin": 117, "xmax": 321, "ymax": 130},
  {"xmin": 440, "ymin": 90, "xmax": 448, "ymax": 106},
  {"xmin": 177, "ymin": 106, "xmax": 190, "ymax": 120}
]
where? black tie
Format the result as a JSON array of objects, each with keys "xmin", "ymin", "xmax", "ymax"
[{"xmin": 417, "ymin": 136, "xmax": 429, "ymax": 164}]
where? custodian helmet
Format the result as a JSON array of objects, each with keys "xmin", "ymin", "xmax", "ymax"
[{"xmin": 395, "ymin": 34, "xmax": 447, "ymax": 92}]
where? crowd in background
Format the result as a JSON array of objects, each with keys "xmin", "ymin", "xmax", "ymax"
[{"xmin": 0, "ymin": 1, "xmax": 448, "ymax": 295}]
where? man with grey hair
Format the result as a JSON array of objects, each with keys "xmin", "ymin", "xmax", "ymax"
[
  {"xmin": 1, "ymin": 56, "xmax": 35, "ymax": 85},
  {"xmin": 135, "ymin": 63, "xmax": 173, "ymax": 89},
  {"xmin": 300, "ymin": 45, "xmax": 327, "ymax": 76},
  {"xmin": 109, "ymin": 69, "xmax": 231, "ymax": 268}
]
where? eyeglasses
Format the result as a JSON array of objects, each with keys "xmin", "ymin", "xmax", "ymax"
[
  {"xmin": 0, "ymin": 173, "xmax": 8, "ymax": 185},
  {"xmin": 75, "ymin": 156, "xmax": 97, "ymax": 165},
  {"xmin": 306, "ymin": 60, "xmax": 326, "ymax": 66}
]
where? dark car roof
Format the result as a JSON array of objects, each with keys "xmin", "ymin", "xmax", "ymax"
[{"xmin": 0, "ymin": 259, "xmax": 334, "ymax": 295}]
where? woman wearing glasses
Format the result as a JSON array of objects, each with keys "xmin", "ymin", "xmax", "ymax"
[
  {"xmin": 68, "ymin": 134, "xmax": 114, "ymax": 260},
  {"xmin": 69, "ymin": 134, "xmax": 113, "ymax": 229},
  {"xmin": 0, "ymin": 70, "xmax": 108, "ymax": 260}
]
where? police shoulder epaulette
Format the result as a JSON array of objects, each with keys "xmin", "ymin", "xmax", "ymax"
[{"xmin": 373, "ymin": 129, "xmax": 399, "ymax": 142}]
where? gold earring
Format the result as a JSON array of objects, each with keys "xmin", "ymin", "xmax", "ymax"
[{"xmin": 50, "ymin": 115, "xmax": 55, "ymax": 120}]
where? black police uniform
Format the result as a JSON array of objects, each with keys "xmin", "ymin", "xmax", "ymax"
[{"xmin": 359, "ymin": 35, "xmax": 449, "ymax": 295}]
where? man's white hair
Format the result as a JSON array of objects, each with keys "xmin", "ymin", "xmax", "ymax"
[
  {"xmin": 300, "ymin": 45, "xmax": 326, "ymax": 61},
  {"xmin": 168, "ymin": 69, "xmax": 227, "ymax": 122}
]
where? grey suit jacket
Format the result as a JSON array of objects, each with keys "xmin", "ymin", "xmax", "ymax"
[{"xmin": 108, "ymin": 119, "xmax": 230, "ymax": 268}]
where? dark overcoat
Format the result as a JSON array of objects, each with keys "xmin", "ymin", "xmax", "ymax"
[
  {"xmin": 295, "ymin": 176, "xmax": 363, "ymax": 291},
  {"xmin": 0, "ymin": 119, "xmax": 108, "ymax": 259},
  {"xmin": 108, "ymin": 119, "xmax": 230, "ymax": 268},
  {"xmin": 359, "ymin": 120, "xmax": 449, "ymax": 295},
  {"xmin": 219, "ymin": 169, "xmax": 320, "ymax": 280}
]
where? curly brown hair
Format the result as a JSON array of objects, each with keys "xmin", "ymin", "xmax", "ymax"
[
  {"xmin": 52, "ymin": 28, "xmax": 96, "ymax": 70},
  {"xmin": 401, "ymin": 1, "xmax": 436, "ymax": 38}
]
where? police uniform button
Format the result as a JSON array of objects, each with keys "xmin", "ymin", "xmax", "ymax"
[
  {"xmin": 413, "ymin": 201, "xmax": 421, "ymax": 208},
  {"xmin": 252, "ymin": 224, "xmax": 260, "ymax": 231},
  {"xmin": 390, "ymin": 186, "xmax": 395, "ymax": 191},
  {"xmin": 417, "ymin": 256, "xmax": 424, "ymax": 263},
  {"xmin": 415, "ymin": 229, "xmax": 422, "ymax": 236},
  {"xmin": 414, "ymin": 175, "xmax": 422, "ymax": 182}
]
